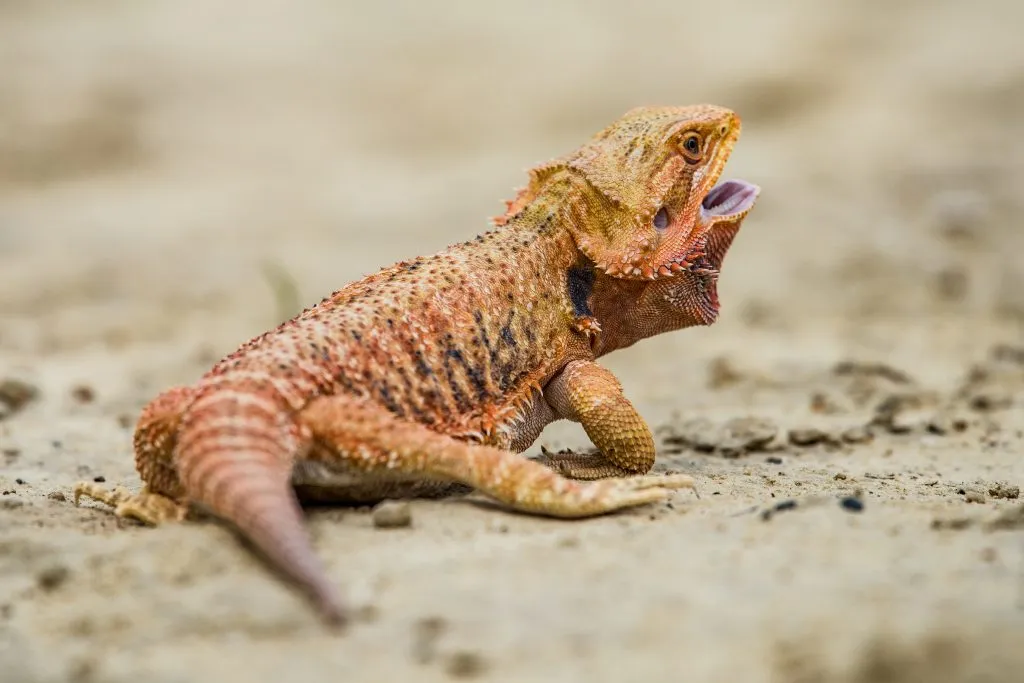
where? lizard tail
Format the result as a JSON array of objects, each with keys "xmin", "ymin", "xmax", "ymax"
[{"xmin": 173, "ymin": 385, "xmax": 346, "ymax": 626}]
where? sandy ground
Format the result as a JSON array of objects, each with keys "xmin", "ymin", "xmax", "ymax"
[{"xmin": 2, "ymin": 1, "xmax": 1024, "ymax": 681}]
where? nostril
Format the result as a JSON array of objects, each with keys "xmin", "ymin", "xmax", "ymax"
[{"xmin": 653, "ymin": 207, "xmax": 669, "ymax": 231}]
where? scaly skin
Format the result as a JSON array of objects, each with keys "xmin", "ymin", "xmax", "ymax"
[{"xmin": 74, "ymin": 105, "xmax": 759, "ymax": 626}]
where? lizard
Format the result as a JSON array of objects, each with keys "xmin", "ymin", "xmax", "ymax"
[{"xmin": 73, "ymin": 104, "xmax": 759, "ymax": 626}]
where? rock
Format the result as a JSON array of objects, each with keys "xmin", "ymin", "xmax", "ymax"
[
  {"xmin": 988, "ymin": 482, "xmax": 1020, "ymax": 500},
  {"xmin": 36, "ymin": 565, "xmax": 70, "ymax": 592},
  {"xmin": 840, "ymin": 426, "xmax": 873, "ymax": 444},
  {"xmin": 872, "ymin": 391, "xmax": 939, "ymax": 434},
  {"xmin": 445, "ymin": 651, "xmax": 487, "ymax": 678},
  {"xmin": 0, "ymin": 378, "xmax": 39, "ymax": 420},
  {"xmin": 838, "ymin": 496, "xmax": 864, "ymax": 512},
  {"xmin": 70, "ymin": 385, "xmax": 96, "ymax": 404},
  {"xmin": 967, "ymin": 391, "xmax": 1012, "ymax": 412},
  {"xmin": 788, "ymin": 428, "xmax": 828, "ymax": 447},
  {"xmin": 662, "ymin": 416, "xmax": 779, "ymax": 456},
  {"xmin": 371, "ymin": 501, "xmax": 412, "ymax": 529},
  {"xmin": 832, "ymin": 361, "xmax": 912, "ymax": 385},
  {"xmin": 964, "ymin": 489, "xmax": 986, "ymax": 504},
  {"xmin": 926, "ymin": 411, "xmax": 969, "ymax": 435},
  {"xmin": 717, "ymin": 417, "xmax": 778, "ymax": 456},
  {"xmin": 661, "ymin": 417, "xmax": 719, "ymax": 452}
]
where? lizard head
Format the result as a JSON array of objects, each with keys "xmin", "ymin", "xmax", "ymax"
[
  {"xmin": 499, "ymin": 105, "xmax": 758, "ymax": 280},
  {"xmin": 575, "ymin": 105, "xmax": 759, "ymax": 280}
]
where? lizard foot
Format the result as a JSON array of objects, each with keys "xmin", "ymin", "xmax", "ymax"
[
  {"xmin": 564, "ymin": 472, "xmax": 697, "ymax": 516},
  {"xmin": 73, "ymin": 482, "xmax": 187, "ymax": 525},
  {"xmin": 536, "ymin": 446, "xmax": 637, "ymax": 480}
]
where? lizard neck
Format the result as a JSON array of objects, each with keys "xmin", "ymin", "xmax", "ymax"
[
  {"xmin": 588, "ymin": 270, "xmax": 718, "ymax": 357},
  {"xmin": 500, "ymin": 171, "xmax": 718, "ymax": 359}
]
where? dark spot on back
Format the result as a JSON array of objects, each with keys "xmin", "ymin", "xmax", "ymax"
[
  {"xmin": 441, "ymin": 346, "xmax": 472, "ymax": 413},
  {"xmin": 500, "ymin": 324, "xmax": 516, "ymax": 348},
  {"xmin": 413, "ymin": 350, "xmax": 433, "ymax": 378},
  {"xmin": 374, "ymin": 381, "xmax": 405, "ymax": 417}
]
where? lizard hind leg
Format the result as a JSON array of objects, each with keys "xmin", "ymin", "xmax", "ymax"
[
  {"xmin": 74, "ymin": 386, "xmax": 195, "ymax": 525},
  {"xmin": 298, "ymin": 396, "xmax": 696, "ymax": 519}
]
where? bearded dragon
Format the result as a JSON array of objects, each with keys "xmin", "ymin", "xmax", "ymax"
[{"xmin": 74, "ymin": 105, "xmax": 759, "ymax": 625}]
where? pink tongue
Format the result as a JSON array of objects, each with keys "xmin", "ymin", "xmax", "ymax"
[{"xmin": 701, "ymin": 180, "xmax": 760, "ymax": 218}]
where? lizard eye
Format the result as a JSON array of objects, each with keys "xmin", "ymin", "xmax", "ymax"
[
  {"xmin": 680, "ymin": 133, "xmax": 702, "ymax": 163},
  {"xmin": 653, "ymin": 207, "xmax": 669, "ymax": 231}
]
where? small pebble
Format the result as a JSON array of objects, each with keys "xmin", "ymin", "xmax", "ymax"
[
  {"xmin": 719, "ymin": 416, "xmax": 779, "ymax": 454},
  {"xmin": 834, "ymin": 473, "xmax": 848, "ymax": 481},
  {"xmin": 788, "ymin": 428, "xmax": 827, "ymax": 447},
  {"xmin": 0, "ymin": 378, "xmax": 40, "ymax": 417},
  {"xmin": 15, "ymin": 478, "xmax": 26, "ymax": 485},
  {"xmin": 841, "ymin": 426, "xmax": 873, "ymax": 444},
  {"xmin": 48, "ymin": 491, "xmax": 66, "ymax": 502},
  {"xmin": 70, "ymin": 385, "xmax": 96, "ymax": 404},
  {"xmin": 372, "ymin": 501, "xmax": 412, "ymax": 529},
  {"xmin": 92, "ymin": 475, "xmax": 106, "ymax": 483},
  {"xmin": 445, "ymin": 651, "xmax": 487, "ymax": 679},
  {"xmin": 965, "ymin": 489, "xmax": 986, "ymax": 504},
  {"xmin": 37, "ymin": 565, "xmax": 70, "ymax": 592},
  {"xmin": 839, "ymin": 496, "xmax": 864, "ymax": 513},
  {"xmin": 988, "ymin": 483, "xmax": 1020, "ymax": 500},
  {"xmin": 766, "ymin": 456, "xmax": 783, "ymax": 465},
  {"xmin": 761, "ymin": 499, "xmax": 798, "ymax": 520},
  {"xmin": 557, "ymin": 535, "xmax": 580, "ymax": 548}
]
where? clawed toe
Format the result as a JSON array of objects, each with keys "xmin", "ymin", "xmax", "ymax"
[{"xmin": 73, "ymin": 482, "xmax": 185, "ymax": 526}]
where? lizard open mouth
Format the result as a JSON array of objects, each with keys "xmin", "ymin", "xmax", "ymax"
[{"xmin": 700, "ymin": 180, "xmax": 760, "ymax": 221}]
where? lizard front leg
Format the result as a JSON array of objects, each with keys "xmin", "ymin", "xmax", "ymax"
[
  {"xmin": 74, "ymin": 386, "xmax": 193, "ymax": 525},
  {"xmin": 541, "ymin": 359, "xmax": 656, "ymax": 479}
]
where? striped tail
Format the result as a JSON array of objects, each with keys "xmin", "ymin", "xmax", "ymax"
[{"xmin": 173, "ymin": 383, "xmax": 346, "ymax": 625}]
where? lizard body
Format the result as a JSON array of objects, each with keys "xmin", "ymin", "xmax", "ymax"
[{"xmin": 75, "ymin": 105, "xmax": 759, "ymax": 625}]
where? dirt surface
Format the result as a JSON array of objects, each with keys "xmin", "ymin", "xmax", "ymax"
[{"xmin": 2, "ymin": 1, "xmax": 1023, "ymax": 681}]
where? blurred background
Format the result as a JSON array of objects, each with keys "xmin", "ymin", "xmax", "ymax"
[{"xmin": 2, "ymin": 0, "xmax": 1021, "ymax": 368}]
